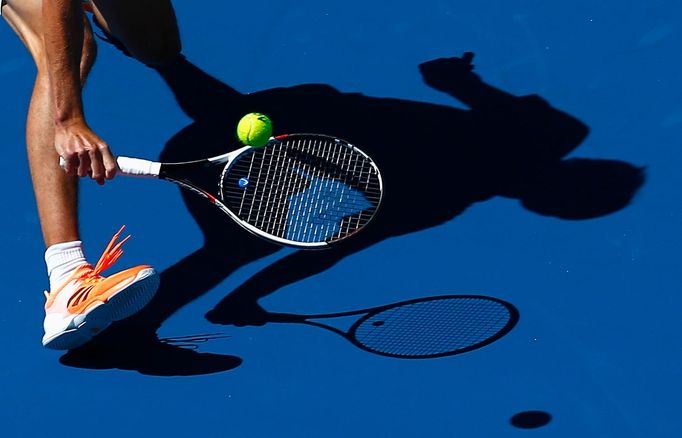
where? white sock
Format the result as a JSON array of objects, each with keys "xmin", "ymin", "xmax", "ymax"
[{"xmin": 45, "ymin": 241, "xmax": 88, "ymax": 291}]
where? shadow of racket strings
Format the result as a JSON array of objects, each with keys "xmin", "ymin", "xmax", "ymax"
[{"xmin": 267, "ymin": 295, "xmax": 519, "ymax": 359}]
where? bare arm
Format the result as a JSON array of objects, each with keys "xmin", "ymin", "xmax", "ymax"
[{"xmin": 42, "ymin": 0, "xmax": 117, "ymax": 184}]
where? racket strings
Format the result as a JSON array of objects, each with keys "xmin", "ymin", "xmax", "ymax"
[
  {"xmin": 352, "ymin": 298, "xmax": 513, "ymax": 358},
  {"xmin": 286, "ymin": 138, "xmax": 374, "ymax": 242},
  {"xmin": 221, "ymin": 135, "xmax": 382, "ymax": 244}
]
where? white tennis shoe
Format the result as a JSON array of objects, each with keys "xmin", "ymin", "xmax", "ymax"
[{"xmin": 42, "ymin": 227, "xmax": 159, "ymax": 350}]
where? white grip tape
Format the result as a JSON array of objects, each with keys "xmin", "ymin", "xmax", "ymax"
[
  {"xmin": 58, "ymin": 156, "xmax": 161, "ymax": 178},
  {"xmin": 116, "ymin": 157, "xmax": 161, "ymax": 178}
]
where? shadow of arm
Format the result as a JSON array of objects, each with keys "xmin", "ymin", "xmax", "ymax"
[{"xmin": 419, "ymin": 52, "xmax": 517, "ymax": 110}]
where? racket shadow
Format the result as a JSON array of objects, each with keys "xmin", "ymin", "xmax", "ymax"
[
  {"xmin": 265, "ymin": 295, "xmax": 520, "ymax": 359},
  {"xmin": 59, "ymin": 53, "xmax": 644, "ymax": 374}
]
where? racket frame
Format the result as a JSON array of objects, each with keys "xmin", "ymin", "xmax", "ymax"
[{"xmin": 115, "ymin": 134, "xmax": 382, "ymax": 248}]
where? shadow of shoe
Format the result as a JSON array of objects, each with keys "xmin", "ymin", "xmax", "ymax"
[{"xmin": 59, "ymin": 327, "xmax": 242, "ymax": 376}]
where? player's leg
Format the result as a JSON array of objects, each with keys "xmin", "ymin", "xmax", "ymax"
[
  {"xmin": 3, "ymin": 1, "xmax": 160, "ymax": 350},
  {"xmin": 1, "ymin": 0, "xmax": 94, "ymax": 247},
  {"xmin": 87, "ymin": 0, "xmax": 181, "ymax": 66}
]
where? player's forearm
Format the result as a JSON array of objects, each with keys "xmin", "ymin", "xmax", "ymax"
[{"xmin": 42, "ymin": 0, "xmax": 86, "ymax": 125}]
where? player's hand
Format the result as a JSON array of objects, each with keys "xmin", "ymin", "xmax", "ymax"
[
  {"xmin": 419, "ymin": 52, "xmax": 479, "ymax": 92},
  {"xmin": 55, "ymin": 119, "xmax": 118, "ymax": 185}
]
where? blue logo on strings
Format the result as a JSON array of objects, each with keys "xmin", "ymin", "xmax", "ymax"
[{"xmin": 238, "ymin": 178, "xmax": 249, "ymax": 188}]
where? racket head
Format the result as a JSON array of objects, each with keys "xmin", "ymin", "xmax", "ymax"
[
  {"xmin": 348, "ymin": 295, "xmax": 519, "ymax": 359},
  {"xmin": 219, "ymin": 134, "xmax": 383, "ymax": 248}
]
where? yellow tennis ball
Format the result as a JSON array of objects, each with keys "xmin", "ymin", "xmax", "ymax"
[{"xmin": 236, "ymin": 113, "xmax": 273, "ymax": 148}]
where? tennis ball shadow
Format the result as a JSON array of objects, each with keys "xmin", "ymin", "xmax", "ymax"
[{"xmin": 510, "ymin": 410, "xmax": 553, "ymax": 429}]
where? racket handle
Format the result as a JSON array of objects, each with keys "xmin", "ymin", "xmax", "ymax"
[
  {"xmin": 116, "ymin": 156, "xmax": 161, "ymax": 178},
  {"xmin": 58, "ymin": 156, "xmax": 161, "ymax": 178}
]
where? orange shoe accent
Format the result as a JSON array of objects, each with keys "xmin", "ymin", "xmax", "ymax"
[{"xmin": 45, "ymin": 226, "xmax": 151, "ymax": 314}]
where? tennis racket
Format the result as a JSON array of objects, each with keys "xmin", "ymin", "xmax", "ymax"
[
  {"xmin": 268, "ymin": 295, "xmax": 519, "ymax": 359},
  {"xmin": 80, "ymin": 134, "xmax": 383, "ymax": 248}
]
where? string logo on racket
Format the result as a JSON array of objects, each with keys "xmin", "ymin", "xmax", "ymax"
[{"xmin": 238, "ymin": 177, "xmax": 250, "ymax": 188}]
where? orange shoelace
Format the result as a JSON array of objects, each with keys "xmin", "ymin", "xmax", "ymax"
[
  {"xmin": 91, "ymin": 225, "xmax": 131, "ymax": 277},
  {"xmin": 45, "ymin": 226, "xmax": 131, "ymax": 304}
]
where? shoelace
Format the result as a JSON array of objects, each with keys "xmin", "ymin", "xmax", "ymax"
[
  {"xmin": 45, "ymin": 226, "xmax": 131, "ymax": 303},
  {"xmin": 90, "ymin": 225, "xmax": 131, "ymax": 277}
]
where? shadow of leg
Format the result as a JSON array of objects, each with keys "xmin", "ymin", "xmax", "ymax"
[{"xmin": 206, "ymin": 237, "xmax": 373, "ymax": 326}]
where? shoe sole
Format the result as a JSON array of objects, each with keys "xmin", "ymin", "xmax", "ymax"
[{"xmin": 42, "ymin": 269, "xmax": 160, "ymax": 350}]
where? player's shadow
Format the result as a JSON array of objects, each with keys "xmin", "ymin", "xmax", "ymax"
[{"xmin": 59, "ymin": 53, "xmax": 644, "ymax": 375}]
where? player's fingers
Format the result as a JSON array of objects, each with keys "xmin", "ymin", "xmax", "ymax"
[
  {"xmin": 77, "ymin": 150, "xmax": 92, "ymax": 177},
  {"xmin": 61, "ymin": 151, "xmax": 79, "ymax": 176},
  {"xmin": 99, "ymin": 143, "xmax": 117, "ymax": 180},
  {"xmin": 89, "ymin": 148, "xmax": 105, "ymax": 185}
]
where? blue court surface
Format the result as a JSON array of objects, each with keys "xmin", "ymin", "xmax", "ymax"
[{"xmin": 1, "ymin": 1, "xmax": 681, "ymax": 437}]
